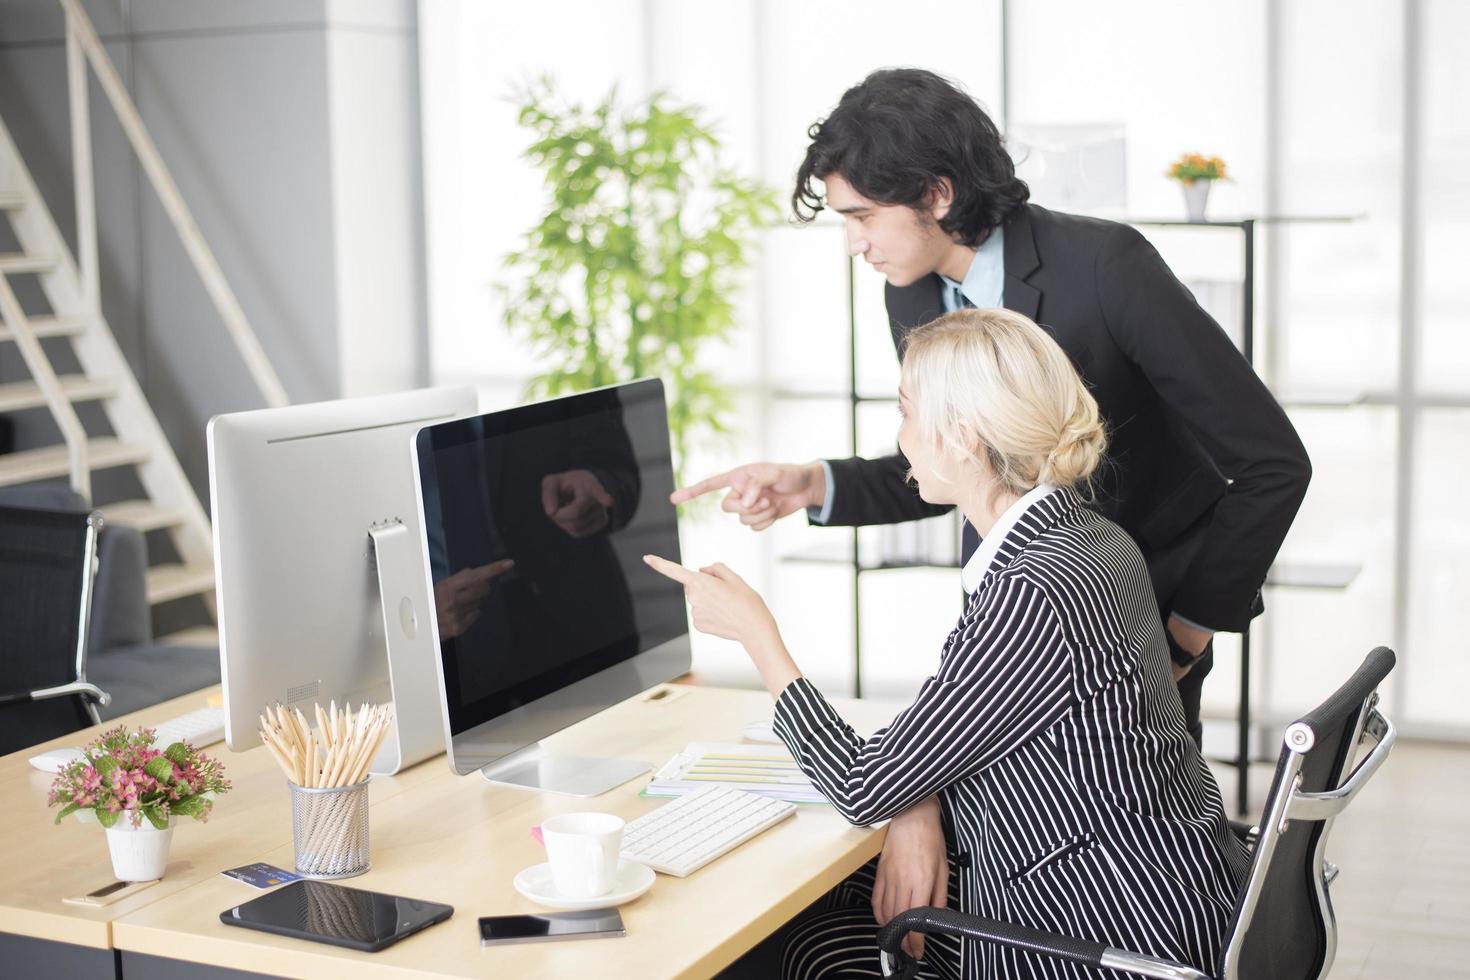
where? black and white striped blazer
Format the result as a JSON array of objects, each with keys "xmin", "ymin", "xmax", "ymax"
[{"xmin": 773, "ymin": 487, "xmax": 1250, "ymax": 978}]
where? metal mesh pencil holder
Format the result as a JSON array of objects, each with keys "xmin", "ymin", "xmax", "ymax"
[{"xmin": 289, "ymin": 779, "xmax": 371, "ymax": 879}]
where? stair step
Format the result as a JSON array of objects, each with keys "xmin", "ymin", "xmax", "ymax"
[
  {"xmin": 156, "ymin": 625, "xmax": 219, "ymax": 648},
  {"xmin": 3, "ymin": 139, "xmax": 217, "ymax": 638},
  {"xmin": 0, "ymin": 314, "xmax": 88, "ymax": 342},
  {"xmin": 0, "ymin": 374, "xmax": 118, "ymax": 412},
  {"xmin": 0, "ymin": 436, "xmax": 150, "ymax": 487},
  {"xmin": 99, "ymin": 498, "xmax": 189, "ymax": 533},
  {"xmin": 146, "ymin": 561, "xmax": 217, "ymax": 605},
  {"xmin": 0, "ymin": 253, "xmax": 59, "ymax": 274}
]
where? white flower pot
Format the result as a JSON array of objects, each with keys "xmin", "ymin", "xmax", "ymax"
[
  {"xmin": 105, "ymin": 814, "xmax": 175, "ymax": 881},
  {"xmin": 1182, "ymin": 179, "xmax": 1213, "ymax": 222}
]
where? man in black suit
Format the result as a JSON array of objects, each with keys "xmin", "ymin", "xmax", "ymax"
[
  {"xmin": 675, "ymin": 68, "xmax": 1311, "ymax": 965},
  {"xmin": 677, "ymin": 67, "xmax": 1310, "ymax": 739}
]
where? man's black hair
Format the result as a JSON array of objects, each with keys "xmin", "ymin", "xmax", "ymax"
[{"xmin": 792, "ymin": 68, "xmax": 1029, "ymax": 247}]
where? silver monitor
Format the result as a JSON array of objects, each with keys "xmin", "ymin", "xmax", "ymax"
[
  {"xmin": 208, "ymin": 386, "xmax": 478, "ymax": 773},
  {"xmin": 411, "ymin": 378, "xmax": 691, "ymax": 796}
]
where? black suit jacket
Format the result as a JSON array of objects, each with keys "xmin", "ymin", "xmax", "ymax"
[{"xmin": 823, "ymin": 203, "xmax": 1311, "ymax": 632}]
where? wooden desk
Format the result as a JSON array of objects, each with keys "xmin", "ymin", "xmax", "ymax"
[
  {"xmin": 5, "ymin": 684, "xmax": 900, "ymax": 978},
  {"xmin": 0, "ymin": 685, "xmax": 443, "ymax": 975}
]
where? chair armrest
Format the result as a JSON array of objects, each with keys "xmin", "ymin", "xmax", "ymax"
[
  {"xmin": 876, "ymin": 907, "xmax": 1211, "ymax": 980},
  {"xmin": 0, "ymin": 681, "xmax": 111, "ymax": 707},
  {"xmin": 878, "ymin": 907, "xmax": 1105, "ymax": 977},
  {"xmin": 1285, "ymin": 710, "xmax": 1396, "ymax": 822}
]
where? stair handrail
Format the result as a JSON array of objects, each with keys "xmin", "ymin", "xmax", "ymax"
[
  {"xmin": 58, "ymin": 0, "xmax": 289, "ymax": 410},
  {"xmin": 0, "ymin": 274, "xmax": 90, "ymax": 499}
]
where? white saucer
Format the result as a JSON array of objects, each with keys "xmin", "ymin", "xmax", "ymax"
[
  {"xmin": 28, "ymin": 747, "xmax": 85, "ymax": 773},
  {"xmin": 741, "ymin": 718, "xmax": 782, "ymax": 744},
  {"xmin": 513, "ymin": 859, "xmax": 655, "ymax": 910}
]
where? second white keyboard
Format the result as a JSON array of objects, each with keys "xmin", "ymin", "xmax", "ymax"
[
  {"xmin": 151, "ymin": 706, "xmax": 226, "ymax": 748},
  {"xmin": 621, "ymin": 785, "xmax": 797, "ymax": 877}
]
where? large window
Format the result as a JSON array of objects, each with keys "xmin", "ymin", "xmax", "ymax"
[
  {"xmin": 420, "ymin": 0, "xmax": 1468, "ymax": 738},
  {"xmin": 420, "ymin": 0, "xmax": 1001, "ymax": 696}
]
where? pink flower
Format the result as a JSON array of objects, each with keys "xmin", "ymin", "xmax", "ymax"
[{"xmin": 48, "ymin": 723, "xmax": 231, "ymax": 826}]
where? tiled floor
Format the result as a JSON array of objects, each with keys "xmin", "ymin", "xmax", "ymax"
[{"xmin": 1212, "ymin": 739, "xmax": 1470, "ymax": 978}]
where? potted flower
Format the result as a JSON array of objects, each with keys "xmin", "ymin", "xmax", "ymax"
[
  {"xmin": 1166, "ymin": 152, "xmax": 1230, "ymax": 222},
  {"xmin": 47, "ymin": 726, "xmax": 231, "ymax": 881}
]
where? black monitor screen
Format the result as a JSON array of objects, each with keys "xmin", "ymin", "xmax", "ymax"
[{"xmin": 414, "ymin": 379, "xmax": 687, "ymax": 736}]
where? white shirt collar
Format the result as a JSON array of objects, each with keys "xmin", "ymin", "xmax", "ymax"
[{"xmin": 961, "ymin": 484, "xmax": 1057, "ymax": 594}]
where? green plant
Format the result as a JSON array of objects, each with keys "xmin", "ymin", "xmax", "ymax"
[
  {"xmin": 499, "ymin": 79, "xmax": 780, "ymax": 479},
  {"xmin": 48, "ymin": 726, "xmax": 231, "ymax": 829}
]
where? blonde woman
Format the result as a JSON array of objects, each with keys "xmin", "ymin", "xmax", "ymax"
[{"xmin": 645, "ymin": 309, "xmax": 1248, "ymax": 979}]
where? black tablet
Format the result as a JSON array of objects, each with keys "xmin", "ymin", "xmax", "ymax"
[{"xmin": 220, "ymin": 880, "xmax": 454, "ymax": 953}]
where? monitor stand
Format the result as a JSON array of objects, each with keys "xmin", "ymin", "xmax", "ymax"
[
  {"xmin": 479, "ymin": 745, "xmax": 651, "ymax": 798},
  {"xmin": 364, "ymin": 519, "xmax": 446, "ymax": 775}
]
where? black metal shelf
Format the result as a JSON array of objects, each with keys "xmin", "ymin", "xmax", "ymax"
[
  {"xmin": 781, "ymin": 549, "xmax": 955, "ymax": 574},
  {"xmin": 1122, "ymin": 214, "xmax": 1362, "ymax": 226},
  {"xmin": 1274, "ymin": 390, "xmax": 1367, "ymax": 409},
  {"xmin": 770, "ymin": 389, "xmax": 898, "ymax": 404},
  {"xmin": 783, "ymin": 547, "xmax": 1362, "ymax": 591},
  {"xmin": 1083, "ymin": 214, "xmax": 1361, "ymax": 814},
  {"xmin": 1267, "ymin": 562, "xmax": 1363, "ymax": 590}
]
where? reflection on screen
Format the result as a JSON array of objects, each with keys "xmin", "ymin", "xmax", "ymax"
[{"xmin": 416, "ymin": 381, "xmax": 686, "ymax": 733}]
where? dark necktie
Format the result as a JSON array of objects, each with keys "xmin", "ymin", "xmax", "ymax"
[{"xmin": 946, "ymin": 281, "xmax": 975, "ymax": 310}]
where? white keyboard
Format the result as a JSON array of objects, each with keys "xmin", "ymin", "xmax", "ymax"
[
  {"xmin": 621, "ymin": 785, "xmax": 797, "ymax": 877},
  {"xmin": 151, "ymin": 706, "xmax": 226, "ymax": 748}
]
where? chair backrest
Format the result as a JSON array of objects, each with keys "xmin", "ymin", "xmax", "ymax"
[
  {"xmin": 1218, "ymin": 646, "xmax": 1397, "ymax": 980},
  {"xmin": 0, "ymin": 485, "xmax": 154, "ymax": 656},
  {"xmin": 0, "ymin": 503, "xmax": 103, "ymax": 755}
]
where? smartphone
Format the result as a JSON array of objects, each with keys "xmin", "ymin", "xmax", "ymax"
[
  {"xmin": 479, "ymin": 908, "xmax": 625, "ymax": 946},
  {"xmin": 220, "ymin": 879, "xmax": 453, "ymax": 953},
  {"xmin": 62, "ymin": 879, "xmax": 157, "ymax": 907}
]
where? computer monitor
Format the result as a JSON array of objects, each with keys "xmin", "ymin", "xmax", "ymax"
[
  {"xmin": 208, "ymin": 386, "xmax": 479, "ymax": 773},
  {"xmin": 411, "ymin": 378, "xmax": 691, "ymax": 796}
]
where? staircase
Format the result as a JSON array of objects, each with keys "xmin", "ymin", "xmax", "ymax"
[{"xmin": 0, "ymin": 0, "xmax": 288, "ymax": 641}]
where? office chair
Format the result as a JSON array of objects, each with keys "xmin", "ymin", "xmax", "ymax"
[
  {"xmin": 0, "ymin": 503, "xmax": 112, "ymax": 756},
  {"xmin": 0, "ymin": 486, "xmax": 219, "ymax": 719},
  {"xmin": 877, "ymin": 646, "xmax": 1397, "ymax": 980}
]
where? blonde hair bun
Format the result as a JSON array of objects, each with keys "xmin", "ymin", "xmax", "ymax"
[
  {"xmin": 901, "ymin": 308, "xmax": 1107, "ymax": 497},
  {"xmin": 1041, "ymin": 404, "xmax": 1108, "ymax": 488}
]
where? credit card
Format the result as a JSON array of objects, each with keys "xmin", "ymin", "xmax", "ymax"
[{"xmin": 220, "ymin": 863, "xmax": 302, "ymax": 888}]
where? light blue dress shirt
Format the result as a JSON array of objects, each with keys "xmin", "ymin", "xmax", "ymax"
[
  {"xmin": 811, "ymin": 228, "xmax": 1006, "ymax": 524},
  {"xmin": 940, "ymin": 225, "xmax": 1005, "ymax": 313}
]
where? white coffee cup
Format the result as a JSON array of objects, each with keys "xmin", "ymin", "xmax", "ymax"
[{"xmin": 541, "ymin": 812, "xmax": 625, "ymax": 898}]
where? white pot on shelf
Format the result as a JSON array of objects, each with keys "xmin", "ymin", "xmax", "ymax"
[
  {"xmin": 104, "ymin": 813, "xmax": 175, "ymax": 881},
  {"xmin": 1182, "ymin": 179, "xmax": 1213, "ymax": 222}
]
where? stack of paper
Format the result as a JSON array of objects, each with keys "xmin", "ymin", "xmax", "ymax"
[{"xmin": 644, "ymin": 741, "xmax": 829, "ymax": 805}]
